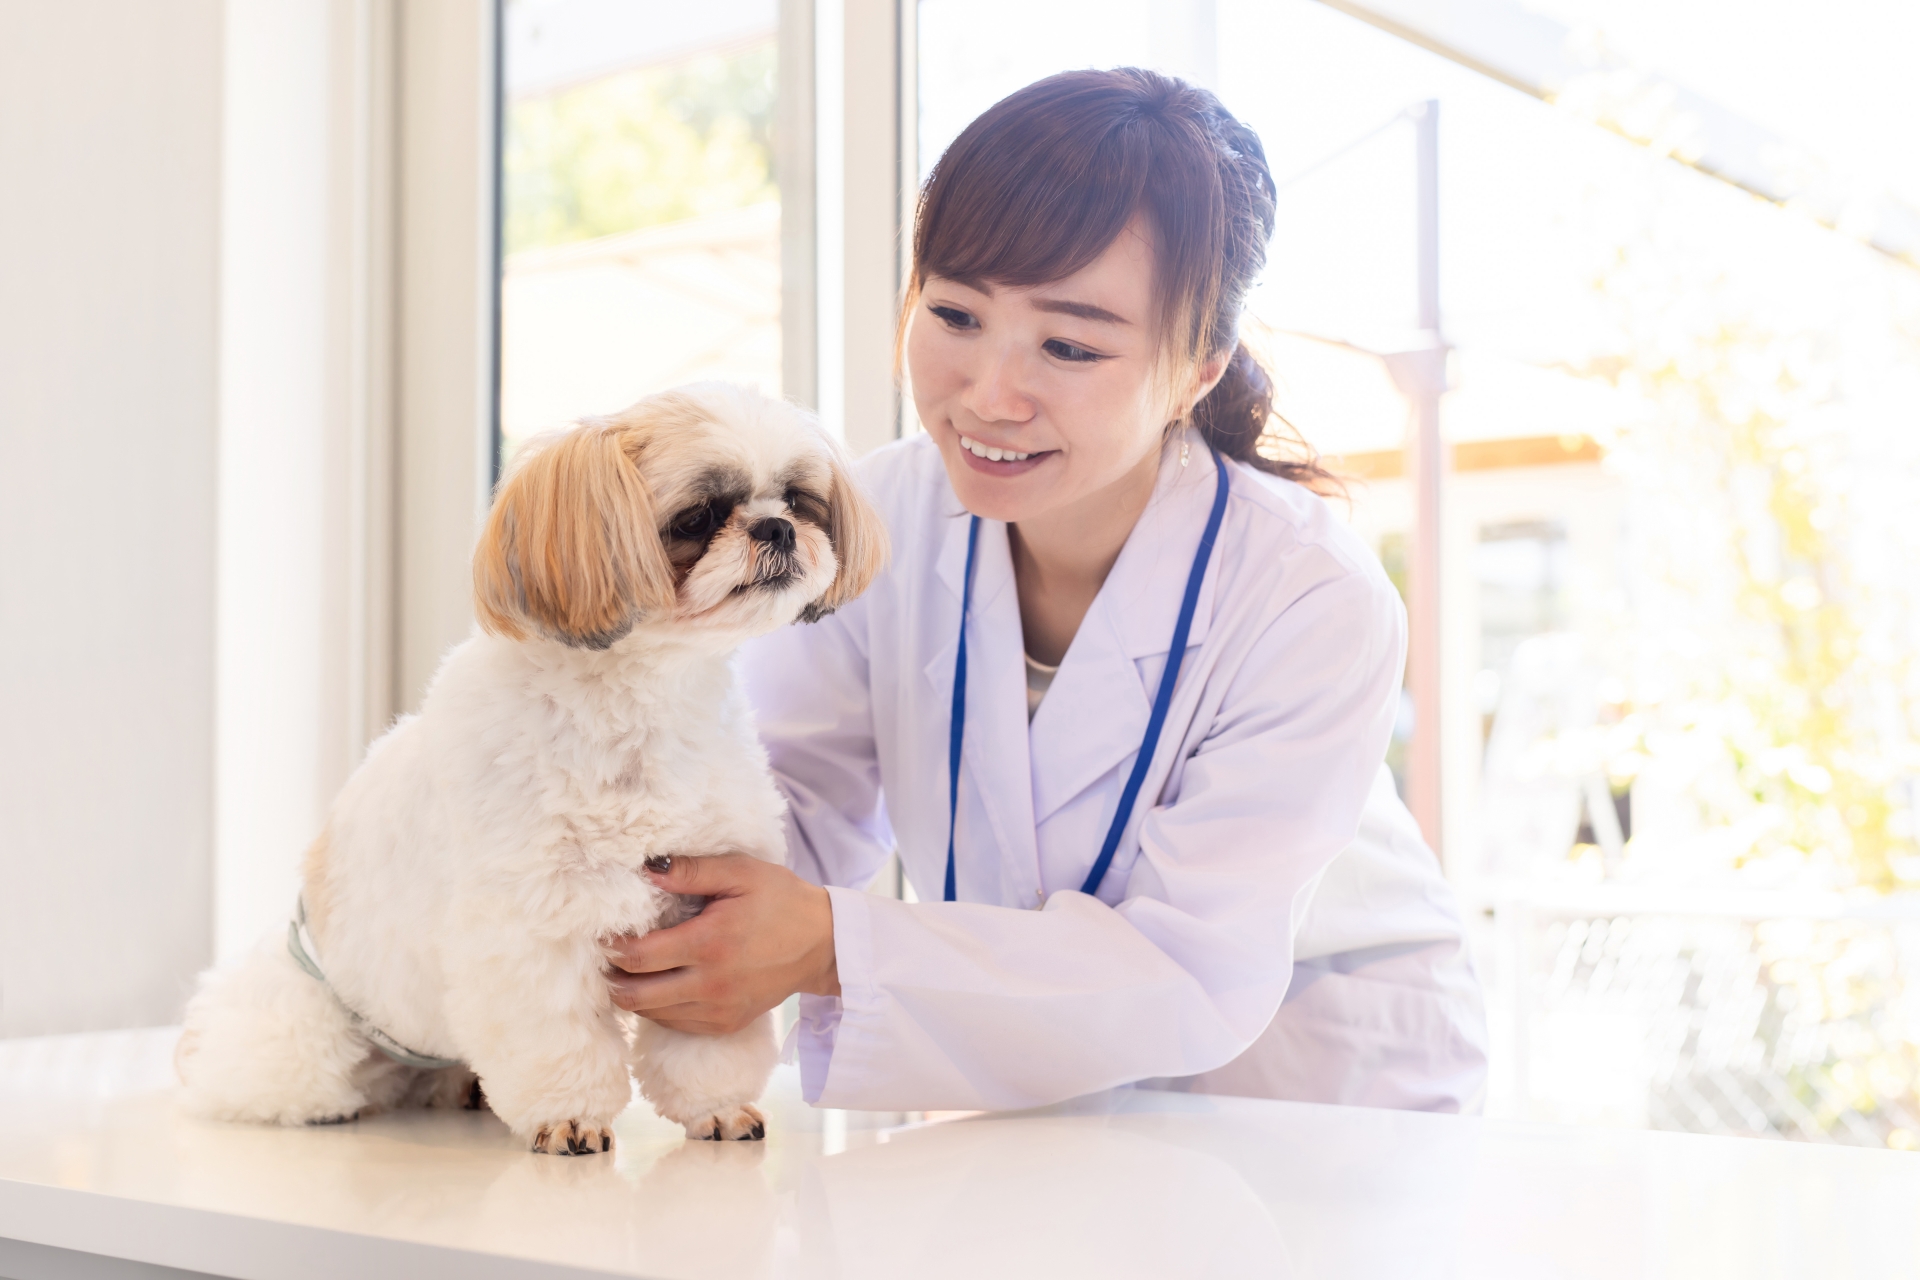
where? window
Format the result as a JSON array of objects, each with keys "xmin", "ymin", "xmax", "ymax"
[{"xmin": 499, "ymin": 0, "xmax": 786, "ymax": 467}]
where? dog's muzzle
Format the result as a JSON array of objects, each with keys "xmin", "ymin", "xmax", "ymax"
[{"xmin": 745, "ymin": 516, "xmax": 801, "ymax": 589}]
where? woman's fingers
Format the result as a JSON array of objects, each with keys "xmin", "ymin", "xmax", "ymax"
[
  {"xmin": 606, "ymin": 964, "xmax": 701, "ymax": 1012},
  {"xmin": 605, "ymin": 911, "xmax": 712, "ymax": 974},
  {"xmin": 644, "ymin": 851, "xmax": 760, "ymax": 898},
  {"xmin": 604, "ymin": 933, "xmax": 673, "ymax": 974}
]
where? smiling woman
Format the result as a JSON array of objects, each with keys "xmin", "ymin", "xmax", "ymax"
[{"xmin": 611, "ymin": 68, "xmax": 1488, "ymax": 1118}]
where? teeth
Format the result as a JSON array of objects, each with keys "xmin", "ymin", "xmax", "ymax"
[{"xmin": 959, "ymin": 434, "xmax": 1034, "ymax": 462}]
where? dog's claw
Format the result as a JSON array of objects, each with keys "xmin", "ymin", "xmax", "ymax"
[
  {"xmin": 531, "ymin": 1119, "xmax": 613, "ymax": 1156},
  {"xmin": 687, "ymin": 1103, "xmax": 766, "ymax": 1141}
]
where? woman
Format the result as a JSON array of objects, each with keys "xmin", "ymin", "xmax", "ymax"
[{"xmin": 607, "ymin": 68, "xmax": 1488, "ymax": 1113}]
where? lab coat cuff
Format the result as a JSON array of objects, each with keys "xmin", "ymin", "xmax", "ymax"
[
  {"xmin": 807, "ymin": 884, "xmax": 878, "ymax": 1106},
  {"xmin": 794, "ymin": 995, "xmax": 840, "ymax": 1102}
]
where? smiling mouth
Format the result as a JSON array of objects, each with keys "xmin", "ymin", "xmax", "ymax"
[{"xmin": 958, "ymin": 434, "xmax": 1049, "ymax": 463}]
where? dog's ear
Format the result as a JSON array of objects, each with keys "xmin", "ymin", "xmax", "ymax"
[
  {"xmin": 474, "ymin": 423, "xmax": 676, "ymax": 649},
  {"xmin": 800, "ymin": 441, "xmax": 889, "ymax": 623}
]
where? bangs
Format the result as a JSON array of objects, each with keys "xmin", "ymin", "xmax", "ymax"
[{"xmin": 911, "ymin": 69, "xmax": 1228, "ymax": 360}]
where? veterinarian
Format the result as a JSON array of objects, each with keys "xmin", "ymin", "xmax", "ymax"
[{"xmin": 607, "ymin": 68, "xmax": 1488, "ymax": 1113}]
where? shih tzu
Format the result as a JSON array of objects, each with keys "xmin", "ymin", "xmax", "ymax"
[{"xmin": 176, "ymin": 383, "xmax": 885, "ymax": 1153}]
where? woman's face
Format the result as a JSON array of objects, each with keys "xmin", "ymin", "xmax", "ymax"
[{"xmin": 907, "ymin": 220, "xmax": 1201, "ymax": 525}]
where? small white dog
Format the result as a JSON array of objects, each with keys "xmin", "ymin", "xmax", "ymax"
[{"xmin": 177, "ymin": 383, "xmax": 885, "ymax": 1153}]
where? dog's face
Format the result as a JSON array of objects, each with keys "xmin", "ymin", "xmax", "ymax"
[{"xmin": 474, "ymin": 384, "xmax": 886, "ymax": 650}]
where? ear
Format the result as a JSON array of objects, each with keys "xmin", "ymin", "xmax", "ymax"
[
  {"xmin": 800, "ymin": 441, "xmax": 889, "ymax": 623},
  {"xmin": 473, "ymin": 423, "xmax": 677, "ymax": 649},
  {"xmin": 1180, "ymin": 348, "xmax": 1233, "ymax": 420}
]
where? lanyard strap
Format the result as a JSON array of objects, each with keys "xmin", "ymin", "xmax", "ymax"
[
  {"xmin": 944, "ymin": 516, "xmax": 981, "ymax": 902},
  {"xmin": 944, "ymin": 446, "xmax": 1231, "ymax": 903}
]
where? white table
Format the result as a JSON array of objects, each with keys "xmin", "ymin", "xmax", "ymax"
[{"xmin": 1, "ymin": 1029, "xmax": 1915, "ymax": 1279}]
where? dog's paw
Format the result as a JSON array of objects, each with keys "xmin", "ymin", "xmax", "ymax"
[
  {"xmin": 530, "ymin": 1120, "xmax": 614, "ymax": 1156},
  {"xmin": 686, "ymin": 1103, "xmax": 765, "ymax": 1142},
  {"xmin": 305, "ymin": 1111, "xmax": 359, "ymax": 1126}
]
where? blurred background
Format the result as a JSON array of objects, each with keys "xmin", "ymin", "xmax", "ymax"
[{"xmin": 3, "ymin": 0, "xmax": 1918, "ymax": 1149}]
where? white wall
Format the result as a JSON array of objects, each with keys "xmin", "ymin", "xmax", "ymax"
[{"xmin": 0, "ymin": 1, "xmax": 223, "ymax": 1034}]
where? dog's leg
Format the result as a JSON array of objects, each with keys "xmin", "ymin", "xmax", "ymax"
[
  {"xmin": 443, "ymin": 932, "xmax": 631, "ymax": 1156},
  {"xmin": 177, "ymin": 936, "xmax": 393, "ymax": 1126},
  {"xmin": 630, "ymin": 1012, "xmax": 778, "ymax": 1140},
  {"xmin": 405, "ymin": 1065, "xmax": 487, "ymax": 1112}
]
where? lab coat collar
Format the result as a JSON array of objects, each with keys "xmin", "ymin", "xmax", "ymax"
[
  {"xmin": 930, "ymin": 429, "xmax": 1228, "ymax": 836},
  {"xmin": 1088, "ymin": 428, "xmax": 1224, "ymax": 661}
]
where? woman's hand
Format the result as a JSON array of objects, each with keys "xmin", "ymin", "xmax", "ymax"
[{"xmin": 605, "ymin": 854, "xmax": 839, "ymax": 1035}]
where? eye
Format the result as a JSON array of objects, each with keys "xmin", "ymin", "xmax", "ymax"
[
  {"xmin": 784, "ymin": 485, "xmax": 828, "ymax": 524},
  {"xmin": 1043, "ymin": 338, "xmax": 1104, "ymax": 364},
  {"xmin": 929, "ymin": 304, "xmax": 978, "ymax": 331},
  {"xmin": 668, "ymin": 500, "xmax": 730, "ymax": 541}
]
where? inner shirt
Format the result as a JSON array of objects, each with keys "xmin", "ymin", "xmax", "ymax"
[{"xmin": 1024, "ymin": 651, "xmax": 1058, "ymax": 722}]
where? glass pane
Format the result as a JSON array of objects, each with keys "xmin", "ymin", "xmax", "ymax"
[
  {"xmin": 500, "ymin": 0, "xmax": 782, "ymax": 467},
  {"xmin": 916, "ymin": 0, "xmax": 1920, "ymax": 1144}
]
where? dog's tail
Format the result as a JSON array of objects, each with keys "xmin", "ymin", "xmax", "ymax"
[{"xmin": 176, "ymin": 935, "xmax": 407, "ymax": 1126}]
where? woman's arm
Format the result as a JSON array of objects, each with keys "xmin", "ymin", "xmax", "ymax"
[
  {"xmin": 611, "ymin": 566, "xmax": 1404, "ymax": 1110},
  {"xmin": 797, "ymin": 569, "xmax": 1404, "ymax": 1110}
]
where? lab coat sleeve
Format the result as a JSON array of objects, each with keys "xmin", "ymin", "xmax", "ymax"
[
  {"xmin": 810, "ymin": 568, "xmax": 1406, "ymax": 1112},
  {"xmin": 738, "ymin": 597, "xmax": 895, "ymax": 894}
]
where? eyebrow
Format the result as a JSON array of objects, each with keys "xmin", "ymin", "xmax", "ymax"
[
  {"xmin": 1032, "ymin": 298, "xmax": 1131, "ymax": 325},
  {"xmin": 933, "ymin": 279, "xmax": 1131, "ymax": 326}
]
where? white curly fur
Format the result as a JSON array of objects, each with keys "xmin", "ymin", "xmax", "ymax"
[{"xmin": 177, "ymin": 385, "xmax": 880, "ymax": 1151}]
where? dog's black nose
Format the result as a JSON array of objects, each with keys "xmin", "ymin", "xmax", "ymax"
[{"xmin": 747, "ymin": 517, "xmax": 796, "ymax": 552}]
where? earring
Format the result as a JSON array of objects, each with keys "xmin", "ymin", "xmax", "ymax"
[{"xmin": 1179, "ymin": 439, "xmax": 1191, "ymax": 468}]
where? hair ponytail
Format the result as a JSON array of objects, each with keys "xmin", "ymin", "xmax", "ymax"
[{"xmin": 1190, "ymin": 341, "xmax": 1343, "ymax": 496}]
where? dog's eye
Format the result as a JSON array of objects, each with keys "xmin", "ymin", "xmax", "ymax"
[
  {"xmin": 784, "ymin": 486, "xmax": 827, "ymax": 524},
  {"xmin": 668, "ymin": 501, "xmax": 730, "ymax": 541}
]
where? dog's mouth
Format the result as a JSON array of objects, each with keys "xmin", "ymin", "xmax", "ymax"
[{"xmin": 731, "ymin": 566, "xmax": 799, "ymax": 595}]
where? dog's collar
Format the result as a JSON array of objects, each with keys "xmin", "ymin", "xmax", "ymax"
[{"xmin": 287, "ymin": 896, "xmax": 463, "ymax": 1071}]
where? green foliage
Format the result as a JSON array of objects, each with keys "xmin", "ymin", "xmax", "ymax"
[
  {"xmin": 505, "ymin": 42, "xmax": 778, "ymax": 255},
  {"xmin": 1578, "ymin": 231, "xmax": 1920, "ymax": 891}
]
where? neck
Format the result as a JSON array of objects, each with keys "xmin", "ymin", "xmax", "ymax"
[
  {"xmin": 1008, "ymin": 437, "xmax": 1164, "ymax": 665},
  {"xmin": 527, "ymin": 630, "xmax": 736, "ymax": 693}
]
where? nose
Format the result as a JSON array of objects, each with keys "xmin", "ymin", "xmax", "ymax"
[
  {"xmin": 961, "ymin": 343, "xmax": 1036, "ymax": 425},
  {"xmin": 747, "ymin": 517, "xmax": 795, "ymax": 552}
]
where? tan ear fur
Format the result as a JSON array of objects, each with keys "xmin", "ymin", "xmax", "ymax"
[
  {"xmin": 802, "ymin": 443, "xmax": 889, "ymax": 622},
  {"xmin": 473, "ymin": 424, "xmax": 676, "ymax": 648}
]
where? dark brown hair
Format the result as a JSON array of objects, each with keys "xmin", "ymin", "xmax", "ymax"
[{"xmin": 907, "ymin": 67, "xmax": 1336, "ymax": 492}]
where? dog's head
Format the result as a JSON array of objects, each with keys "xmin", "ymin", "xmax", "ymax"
[{"xmin": 474, "ymin": 383, "xmax": 887, "ymax": 650}]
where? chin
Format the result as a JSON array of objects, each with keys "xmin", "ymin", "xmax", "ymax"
[{"xmin": 175, "ymin": 383, "xmax": 887, "ymax": 1153}]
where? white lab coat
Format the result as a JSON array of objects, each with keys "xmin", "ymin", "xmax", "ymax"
[{"xmin": 739, "ymin": 428, "xmax": 1488, "ymax": 1114}]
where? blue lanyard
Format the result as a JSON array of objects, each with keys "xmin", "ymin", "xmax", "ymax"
[{"xmin": 944, "ymin": 446, "xmax": 1231, "ymax": 903}]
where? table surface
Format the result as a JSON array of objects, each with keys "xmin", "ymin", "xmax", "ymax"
[{"xmin": 1, "ymin": 1028, "xmax": 1916, "ymax": 1280}]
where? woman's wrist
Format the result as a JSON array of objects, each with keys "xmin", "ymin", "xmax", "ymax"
[{"xmin": 799, "ymin": 883, "xmax": 841, "ymax": 998}]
